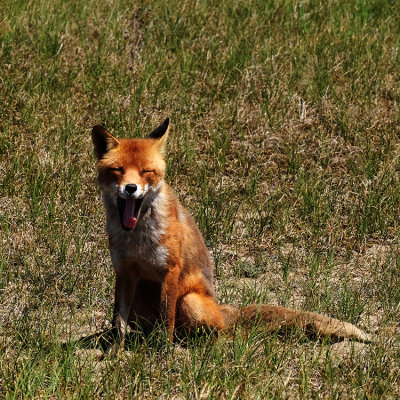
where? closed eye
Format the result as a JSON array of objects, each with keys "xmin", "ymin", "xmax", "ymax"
[
  {"xmin": 141, "ymin": 169, "xmax": 154, "ymax": 175},
  {"xmin": 110, "ymin": 167, "xmax": 124, "ymax": 174}
]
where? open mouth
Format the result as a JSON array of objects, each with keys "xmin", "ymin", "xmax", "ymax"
[{"xmin": 117, "ymin": 197, "xmax": 144, "ymax": 231}]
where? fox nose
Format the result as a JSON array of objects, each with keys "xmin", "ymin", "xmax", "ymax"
[{"xmin": 125, "ymin": 184, "xmax": 137, "ymax": 195}]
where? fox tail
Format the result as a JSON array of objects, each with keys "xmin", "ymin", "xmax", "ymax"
[{"xmin": 219, "ymin": 304, "xmax": 371, "ymax": 342}]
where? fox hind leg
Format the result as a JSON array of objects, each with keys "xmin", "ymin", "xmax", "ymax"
[
  {"xmin": 128, "ymin": 279, "xmax": 162, "ymax": 335},
  {"xmin": 176, "ymin": 293, "xmax": 225, "ymax": 337}
]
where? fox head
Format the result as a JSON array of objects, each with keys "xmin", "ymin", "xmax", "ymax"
[{"xmin": 92, "ymin": 118, "xmax": 170, "ymax": 231}]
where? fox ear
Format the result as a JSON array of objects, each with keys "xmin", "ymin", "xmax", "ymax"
[
  {"xmin": 148, "ymin": 118, "xmax": 170, "ymax": 139},
  {"xmin": 92, "ymin": 125, "xmax": 120, "ymax": 160},
  {"xmin": 148, "ymin": 118, "xmax": 170, "ymax": 152}
]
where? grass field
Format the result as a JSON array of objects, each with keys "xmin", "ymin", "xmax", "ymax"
[{"xmin": 1, "ymin": 0, "xmax": 400, "ymax": 398}]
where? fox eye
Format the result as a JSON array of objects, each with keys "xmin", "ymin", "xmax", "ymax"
[
  {"xmin": 140, "ymin": 169, "xmax": 154, "ymax": 175},
  {"xmin": 110, "ymin": 167, "xmax": 124, "ymax": 175}
]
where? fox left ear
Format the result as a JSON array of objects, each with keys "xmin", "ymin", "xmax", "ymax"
[
  {"xmin": 148, "ymin": 118, "xmax": 170, "ymax": 152},
  {"xmin": 148, "ymin": 118, "xmax": 170, "ymax": 139}
]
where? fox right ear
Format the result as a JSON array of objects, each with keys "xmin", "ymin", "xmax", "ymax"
[{"xmin": 92, "ymin": 125, "xmax": 120, "ymax": 160}]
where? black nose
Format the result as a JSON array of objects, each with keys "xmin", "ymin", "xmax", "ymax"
[{"xmin": 125, "ymin": 184, "xmax": 137, "ymax": 195}]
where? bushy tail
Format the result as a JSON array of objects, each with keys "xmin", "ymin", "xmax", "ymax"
[{"xmin": 219, "ymin": 304, "xmax": 371, "ymax": 342}]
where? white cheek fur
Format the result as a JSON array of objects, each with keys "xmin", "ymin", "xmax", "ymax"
[{"xmin": 105, "ymin": 179, "xmax": 162, "ymax": 200}]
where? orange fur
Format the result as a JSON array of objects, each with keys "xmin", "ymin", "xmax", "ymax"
[{"xmin": 92, "ymin": 119, "xmax": 371, "ymax": 348}]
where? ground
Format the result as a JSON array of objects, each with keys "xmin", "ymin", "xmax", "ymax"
[{"xmin": 1, "ymin": 0, "xmax": 400, "ymax": 398}]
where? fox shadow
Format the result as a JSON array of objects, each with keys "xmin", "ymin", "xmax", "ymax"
[
  {"xmin": 67, "ymin": 322, "xmax": 220, "ymax": 354},
  {"xmin": 68, "ymin": 325, "xmax": 169, "ymax": 354}
]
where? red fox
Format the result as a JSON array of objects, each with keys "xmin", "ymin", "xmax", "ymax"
[{"xmin": 92, "ymin": 118, "xmax": 370, "ymax": 349}]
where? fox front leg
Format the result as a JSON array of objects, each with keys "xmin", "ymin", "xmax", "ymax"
[
  {"xmin": 111, "ymin": 270, "xmax": 138, "ymax": 354},
  {"xmin": 160, "ymin": 265, "xmax": 181, "ymax": 342}
]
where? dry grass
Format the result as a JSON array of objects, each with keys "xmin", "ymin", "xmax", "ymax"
[{"xmin": 1, "ymin": 0, "xmax": 400, "ymax": 398}]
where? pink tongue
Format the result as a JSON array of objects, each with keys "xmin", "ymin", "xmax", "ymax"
[{"xmin": 123, "ymin": 198, "xmax": 137, "ymax": 229}]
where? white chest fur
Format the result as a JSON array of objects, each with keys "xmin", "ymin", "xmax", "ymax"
[{"xmin": 103, "ymin": 191, "xmax": 170, "ymax": 281}]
